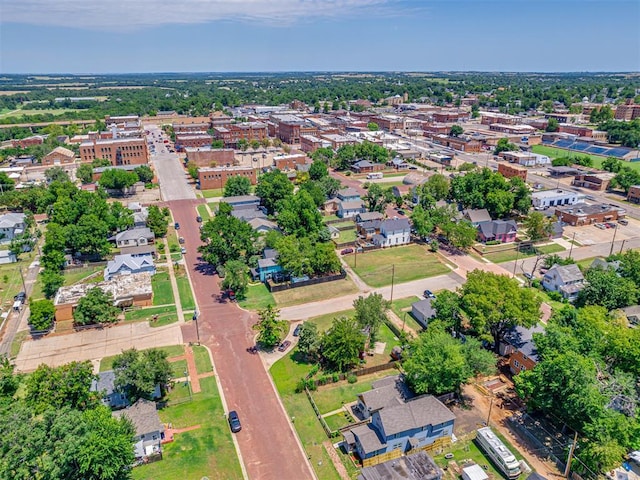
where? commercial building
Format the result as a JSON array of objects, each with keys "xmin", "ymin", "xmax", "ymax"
[
  {"xmin": 105, "ymin": 115, "xmax": 142, "ymax": 132},
  {"xmin": 80, "ymin": 138, "xmax": 148, "ymax": 165},
  {"xmin": 174, "ymin": 133, "xmax": 213, "ymax": 151},
  {"xmin": 615, "ymin": 100, "xmax": 640, "ymax": 120},
  {"xmin": 198, "ymin": 166, "xmax": 258, "ymax": 190},
  {"xmin": 212, "ymin": 122, "xmax": 268, "ymax": 148},
  {"xmin": 572, "ymin": 172, "xmax": 615, "ymax": 191},
  {"xmin": 554, "ymin": 203, "xmax": 625, "ymax": 226},
  {"xmin": 42, "ymin": 146, "xmax": 75, "ymax": 166},
  {"xmin": 432, "ymin": 110, "xmax": 469, "ymax": 123},
  {"xmin": 531, "ymin": 189, "xmax": 580, "ymax": 210},
  {"xmin": 430, "ymin": 135, "xmax": 482, "ymax": 153},
  {"xmin": 320, "ymin": 133, "xmax": 356, "ymax": 150},
  {"xmin": 11, "ymin": 135, "xmax": 44, "ymax": 148},
  {"xmin": 270, "ymin": 114, "xmax": 308, "ymax": 144},
  {"xmin": 481, "ymin": 112, "xmax": 522, "ymax": 125},
  {"xmin": 489, "ymin": 123, "xmax": 535, "ymax": 135},
  {"xmin": 172, "ymin": 122, "xmax": 211, "ymax": 133},
  {"xmin": 185, "ymin": 147, "xmax": 236, "ymax": 168},
  {"xmin": 498, "ymin": 162, "xmax": 527, "ymax": 181},
  {"xmin": 370, "ymin": 115, "xmax": 404, "ymax": 131},
  {"xmin": 300, "ymin": 134, "xmax": 331, "ymax": 153},
  {"xmin": 273, "ymin": 153, "xmax": 308, "ymax": 171},
  {"xmin": 627, "ymin": 185, "xmax": 640, "ymax": 204}
]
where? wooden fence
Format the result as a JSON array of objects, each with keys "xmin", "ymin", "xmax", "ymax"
[{"xmin": 267, "ymin": 270, "xmax": 347, "ymax": 293}]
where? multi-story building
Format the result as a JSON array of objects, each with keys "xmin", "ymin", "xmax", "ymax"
[
  {"xmin": 173, "ymin": 122, "xmax": 211, "ymax": 133},
  {"xmin": 273, "ymin": 153, "xmax": 308, "ymax": 171},
  {"xmin": 498, "ymin": 162, "xmax": 528, "ymax": 181},
  {"xmin": 320, "ymin": 133, "xmax": 356, "ymax": 150},
  {"xmin": 185, "ymin": 147, "xmax": 236, "ymax": 168},
  {"xmin": 432, "ymin": 110, "xmax": 470, "ymax": 123},
  {"xmin": 213, "ymin": 122, "xmax": 268, "ymax": 148},
  {"xmin": 430, "ymin": 135, "xmax": 482, "ymax": 153},
  {"xmin": 627, "ymin": 185, "xmax": 640, "ymax": 204},
  {"xmin": 480, "ymin": 112, "xmax": 522, "ymax": 125},
  {"xmin": 300, "ymin": 135, "xmax": 331, "ymax": 153},
  {"xmin": 42, "ymin": 146, "xmax": 75, "ymax": 166},
  {"xmin": 554, "ymin": 203, "xmax": 624, "ymax": 226},
  {"xmin": 370, "ymin": 115, "xmax": 404, "ymax": 131},
  {"xmin": 270, "ymin": 114, "xmax": 306, "ymax": 144},
  {"xmin": 615, "ymin": 100, "xmax": 640, "ymax": 120},
  {"xmin": 557, "ymin": 124, "xmax": 594, "ymax": 137},
  {"xmin": 104, "ymin": 115, "xmax": 142, "ymax": 132},
  {"xmin": 198, "ymin": 166, "xmax": 258, "ymax": 190},
  {"xmin": 572, "ymin": 172, "xmax": 615, "ymax": 191},
  {"xmin": 174, "ymin": 133, "xmax": 213, "ymax": 151},
  {"xmin": 80, "ymin": 138, "xmax": 148, "ymax": 165},
  {"xmin": 489, "ymin": 123, "xmax": 535, "ymax": 135}
]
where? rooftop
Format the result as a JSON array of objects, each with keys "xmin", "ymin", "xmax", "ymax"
[
  {"xmin": 359, "ymin": 451, "xmax": 443, "ymax": 480},
  {"xmin": 377, "ymin": 395, "xmax": 455, "ymax": 437},
  {"xmin": 555, "ymin": 202, "xmax": 623, "ymax": 216},
  {"xmin": 113, "ymin": 398, "xmax": 163, "ymax": 437},
  {"xmin": 54, "ymin": 272, "xmax": 153, "ymax": 306}
]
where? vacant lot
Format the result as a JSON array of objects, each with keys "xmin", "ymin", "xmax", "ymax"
[
  {"xmin": 344, "ymin": 245, "xmax": 450, "ymax": 287},
  {"xmin": 152, "ymin": 269, "xmax": 174, "ymax": 306},
  {"xmin": 124, "ymin": 305, "xmax": 178, "ymax": 327},
  {"xmin": 273, "ymin": 277, "xmax": 359, "ymax": 308},
  {"xmin": 99, "ymin": 345, "xmax": 185, "ymax": 372},
  {"xmin": 238, "ymin": 283, "xmax": 275, "ymax": 311},
  {"xmin": 482, "ymin": 243, "xmax": 564, "ymax": 264},
  {"xmin": 201, "ymin": 188, "xmax": 224, "ymax": 198}
]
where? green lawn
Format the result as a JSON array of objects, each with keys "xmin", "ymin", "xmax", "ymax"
[
  {"xmin": 124, "ymin": 305, "xmax": 178, "ymax": 326},
  {"xmin": 536, "ymin": 243, "xmax": 566, "ymax": 254},
  {"xmin": 100, "ymin": 345, "xmax": 185, "ymax": 372},
  {"xmin": 238, "ymin": 283, "xmax": 275, "ymax": 311},
  {"xmin": 390, "ymin": 297, "xmax": 425, "ymax": 332},
  {"xmin": 270, "ymin": 353, "xmax": 343, "ymax": 480},
  {"xmin": 176, "ymin": 276, "xmax": 195, "ymax": 310},
  {"xmin": 0, "ymin": 107, "xmax": 81, "ymax": 119},
  {"xmin": 272, "ymin": 278, "xmax": 359, "ymax": 308},
  {"xmin": 374, "ymin": 322, "xmax": 402, "ymax": 359},
  {"xmin": 332, "ymin": 221, "xmax": 355, "ymax": 229},
  {"xmin": 152, "ymin": 269, "xmax": 174, "ymax": 306},
  {"xmin": 201, "ymin": 188, "xmax": 224, "ymax": 198},
  {"xmin": 311, "ymin": 372, "xmax": 396, "ymax": 414},
  {"xmin": 10, "ymin": 330, "xmax": 28, "ymax": 358},
  {"xmin": 196, "ymin": 203, "xmax": 211, "ymax": 221},
  {"xmin": 132, "ymin": 377, "xmax": 243, "ymax": 480},
  {"xmin": 482, "ymin": 243, "xmax": 564, "ymax": 263},
  {"xmin": 63, "ymin": 266, "xmax": 104, "ymax": 286},
  {"xmin": 170, "ymin": 359, "xmax": 188, "ymax": 379},
  {"xmin": 336, "ymin": 229, "xmax": 357, "ymax": 243},
  {"xmin": 532, "ymin": 144, "xmax": 640, "ymax": 173},
  {"xmin": 576, "ymin": 256, "xmax": 599, "ymax": 270},
  {"xmin": 192, "ymin": 345, "xmax": 213, "ymax": 374},
  {"xmin": 344, "ymin": 245, "xmax": 450, "ymax": 287},
  {"xmin": 307, "ymin": 309, "xmax": 355, "ymax": 333},
  {"xmin": 324, "ymin": 412, "xmax": 354, "ymax": 431},
  {"xmin": 322, "ymin": 215, "xmax": 339, "ymax": 223},
  {"xmin": 531, "ymin": 288, "xmax": 566, "ymax": 315}
]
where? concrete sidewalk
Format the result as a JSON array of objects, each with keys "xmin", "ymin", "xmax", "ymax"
[{"xmin": 15, "ymin": 322, "xmax": 183, "ymax": 372}]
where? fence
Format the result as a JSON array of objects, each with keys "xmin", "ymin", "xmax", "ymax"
[{"xmin": 266, "ymin": 270, "xmax": 347, "ymax": 293}]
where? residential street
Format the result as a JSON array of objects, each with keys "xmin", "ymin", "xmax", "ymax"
[{"xmin": 170, "ymin": 198, "xmax": 316, "ymax": 480}]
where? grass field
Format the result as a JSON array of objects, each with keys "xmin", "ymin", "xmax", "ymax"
[
  {"xmin": 152, "ymin": 269, "xmax": 174, "ymax": 306},
  {"xmin": 201, "ymin": 188, "xmax": 224, "ymax": 198},
  {"xmin": 482, "ymin": 243, "xmax": 565, "ymax": 264},
  {"xmin": 196, "ymin": 204, "xmax": 211, "ymax": 221},
  {"xmin": 390, "ymin": 297, "xmax": 425, "ymax": 332},
  {"xmin": 238, "ymin": 283, "xmax": 275, "ymax": 311},
  {"xmin": 336, "ymin": 229, "xmax": 357, "ymax": 243},
  {"xmin": 272, "ymin": 278, "xmax": 359, "ymax": 308},
  {"xmin": 124, "ymin": 305, "xmax": 178, "ymax": 326},
  {"xmin": 0, "ymin": 108, "xmax": 81, "ymax": 119},
  {"xmin": 311, "ymin": 371, "xmax": 396, "ymax": 414},
  {"xmin": 532, "ymin": 144, "xmax": 640, "ymax": 173},
  {"xmin": 323, "ymin": 412, "xmax": 354, "ymax": 431},
  {"xmin": 174, "ymin": 268, "xmax": 195, "ymax": 309},
  {"xmin": 99, "ymin": 345, "xmax": 185, "ymax": 372},
  {"xmin": 192, "ymin": 345, "xmax": 213, "ymax": 374},
  {"xmin": 322, "ymin": 215, "xmax": 339, "ymax": 223},
  {"xmin": 132, "ymin": 377, "xmax": 243, "ymax": 480},
  {"xmin": 344, "ymin": 245, "xmax": 450, "ymax": 287},
  {"xmin": 307, "ymin": 309, "xmax": 355, "ymax": 333}
]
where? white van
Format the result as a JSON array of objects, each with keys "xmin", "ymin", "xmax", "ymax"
[{"xmin": 366, "ymin": 172, "xmax": 383, "ymax": 180}]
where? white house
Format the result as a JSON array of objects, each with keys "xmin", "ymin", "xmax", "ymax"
[
  {"xmin": 0, "ymin": 213, "xmax": 26, "ymax": 243},
  {"xmin": 127, "ymin": 202, "xmax": 148, "ymax": 227},
  {"xmin": 0, "ymin": 250, "xmax": 17, "ymax": 264},
  {"xmin": 338, "ymin": 200, "xmax": 366, "ymax": 219},
  {"xmin": 532, "ymin": 189, "xmax": 580, "ymax": 210},
  {"xmin": 542, "ymin": 264, "xmax": 585, "ymax": 301},
  {"xmin": 372, "ymin": 218, "xmax": 411, "ymax": 247},
  {"xmin": 104, "ymin": 254, "xmax": 155, "ymax": 281}
]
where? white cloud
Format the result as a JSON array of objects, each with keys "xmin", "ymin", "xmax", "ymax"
[{"xmin": 1, "ymin": 0, "xmax": 397, "ymax": 30}]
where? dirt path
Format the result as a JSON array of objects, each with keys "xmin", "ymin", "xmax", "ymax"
[
  {"xmin": 463, "ymin": 384, "xmax": 562, "ymax": 478},
  {"xmin": 323, "ymin": 440, "xmax": 351, "ymax": 480}
]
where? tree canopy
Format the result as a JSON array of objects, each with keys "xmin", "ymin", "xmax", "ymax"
[
  {"xmin": 223, "ymin": 175, "xmax": 252, "ymax": 197},
  {"xmin": 112, "ymin": 348, "xmax": 172, "ymax": 402},
  {"xmin": 320, "ymin": 316, "xmax": 365, "ymax": 372},
  {"xmin": 255, "ymin": 169, "xmax": 294, "ymax": 214},
  {"xmin": 73, "ymin": 287, "xmax": 119, "ymax": 326}
]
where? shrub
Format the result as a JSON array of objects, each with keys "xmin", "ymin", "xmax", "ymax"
[
  {"xmin": 332, "ymin": 372, "xmax": 340, "ymax": 383},
  {"xmin": 347, "ymin": 374, "xmax": 357, "ymax": 384},
  {"xmin": 531, "ymin": 278, "xmax": 541, "ymax": 288},
  {"xmin": 169, "ymin": 243, "xmax": 179, "ymax": 253},
  {"xmin": 156, "ymin": 243, "xmax": 165, "ymax": 253},
  {"xmin": 485, "ymin": 240, "xmax": 502, "ymax": 246},
  {"xmin": 548, "ymin": 291, "xmax": 563, "ymax": 302}
]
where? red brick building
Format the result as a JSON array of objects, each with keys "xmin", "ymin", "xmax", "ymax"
[
  {"xmin": 498, "ymin": 162, "xmax": 528, "ymax": 181},
  {"xmin": 430, "ymin": 135, "xmax": 483, "ymax": 153},
  {"xmin": 300, "ymin": 135, "xmax": 330, "ymax": 153},
  {"xmin": 175, "ymin": 133, "xmax": 213, "ymax": 151},
  {"xmin": 370, "ymin": 115, "xmax": 404, "ymax": 131},
  {"xmin": 198, "ymin": 166, "xmax": 258, "ymax": 190},
  {"xmin": 615, "ymin": 100, "xmax": 640, "ymax": 120},
  {"xmin": 432, "ymin": 110, "xmax": 470, "ymax": 123},
  {"xmin": 173, "ymin": 122, "xmax": 211, "ymax": 133},
  {"xmin": 572, "ymin": 172, "xmax": 614, "ymax": 191},
  {"xmin": 185, "ymin": 148, "xmax": 236, "ymax": 168},
  {"xmin": 554, "ymin": 203, "xmax": 623, "ymax": 226},
  {"xmin": 627, "ymin": 185, "xmax": 640, "ymax": 204},
  {"xmin": 80, "ymin": 138, "xmax": 148, "ymax": 165},
  {"xmin": 557, "ymin": 124, "xmax": 594, "ymax": 137},
  {"xmin": 42, "ymin": 146, "xmax": 75, "ymax": 166},
  {"xmin": 273, "ymin": 154, "xmax": 309, "ymax": 171},
  {"xmin": 481, "ymin": 112, "xmax": 521, "ymax": 125},
  {"xmin": 11, "ymin": 136, "xmax": 44, "ymax": 148},
  {"xmin": 213, "ymin": 122, "xmax": 268, "ymax": 148}
]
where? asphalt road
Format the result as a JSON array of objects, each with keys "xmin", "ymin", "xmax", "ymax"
[
  {"xmin": 145, "ymin": 125, "xmax": 196, "ymax": 201},
  {"xmin": 170, "ymin": 199, "xmax": 315, "ymax": 480}
]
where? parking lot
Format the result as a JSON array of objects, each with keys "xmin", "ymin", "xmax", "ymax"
[{"xmin": 562, "ymin": 216, "xmax": 640, "ymax": 246}]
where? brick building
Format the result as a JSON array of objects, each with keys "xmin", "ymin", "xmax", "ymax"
[
  {"xmin": 422, "ymin": 123, "xmax": 451, "ymax": 135},
  {"xmin": 489, "ymin": 123, "xmax": 535, "ymax": 135},
  {"xmin": 174, "ymin": 133, "xmax": 213, "ymax": 151},
  {"xmin": 480, "ymin": 112, "xmax": 522, "ymax": 125},
  {"xmin": 185, "ymin": 147, "xmax": 236, "ymax": 168},
  {"xmin": 198, "ymin": 166, "xmax": 257, "ymax": 190},
  {"xmin": 557, "ymin": 124, "xmax": 595, "ymax": 137},
  {"xmin": 321, "ymin": 134, "xmax": 356, "ymax": 150},
  {"xmin": 432, "ymin": 110, "xmax": 470, "ymax": 123},
  {"xmin": 213, "ymin": 122, "xmax": 268, "ymax": 147},
  {"xmin": 555, "ymin": 203, "xmax": 624, "ymax": 226},
  {"xmin": 430, "ymin": 135, "xmax": 482, "ymax": 153},
  {"xmin": 273, "ymin": 153, "xmax": 309, "ymax": 171},
  {"xmin": 615, "ymin": 100, "xmax": 640, "ymax": 120},
  {"xmin": 572, "ymin": 172, "xmax": 615, "ymax": 191},
  {"xmin": 627, "ymin": 185, "xmax": 640, "ymax": 204},
  {"xmin": 11, "ymin": 135, "xmax": 44, "ymax": 148},
  {"xmin": 104, "ymin": 115, "xmax": 142, "ymax": 132},
  {"xmin": 80, "ymin": 138, "xmax": 148, "ymax": 165},
  {"xmin": 370, "ymin": 115, "xmax": 404, "ymax": 131},
  {"xmin": 300, "ymin": 135, "xmax": 331, "ymax": 153},
  {"xmin": 270, "ymin": 114, "xmax": 306, "ymax": 144},
  {"xmin": 42, "ymin": 146, "xmax": 75, "ymax": 166},
  {"xmin": 173, "ymin": 122, "xmax": 211, "ymax": 133},
  {"xmin": 498, "ymin": 162, "xmax": 528, "ymax": 181}
]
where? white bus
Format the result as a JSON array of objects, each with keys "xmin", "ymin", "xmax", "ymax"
[
  {"xmin": 366, "ymin": 172, "xmax": 383, "ymax": 179},
  {"xmin": 475, "ymin": 427, "xmax": 521, "ymax": 479}
]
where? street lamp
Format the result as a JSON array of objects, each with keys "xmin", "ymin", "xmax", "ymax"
[{"xmin": 192, "ymin": 309, "xmax": 200, "ymax": 345}]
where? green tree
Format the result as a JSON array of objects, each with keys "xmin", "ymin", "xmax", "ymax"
[
  {"xmin": 449, "ymin": 124, "xmax": 464, "ymax": 137},
  {"xmin": 211, "ymin": 139, "xmax": 224, "ymax": 149},
  {"xmin": 410, "ymin": 204, "xmax": 436, "ymax": 238},
  {"xmin": 186, "ymin": 161, "xmax": 199, "ymax": 180},
  {"xmin": 493, "ymin": 137, "xmax": 518, "ymax": 155},
  {"xmin": 276, "ymin": 190, "xmax": 324, "ymax": 238},
  {"xmin": 65, "ymin": 214, "xmax": 112, "ymax": 257},
  {"xmin": 320, "ymin": 316, "xmax": 366, "ymax": 372},
  {"xmin": 333, "ymin": 144, "xmax": 356, "ymax": 170},
  {"xmin": 73, "ymin": 287, "xmax": 119, "ymax": 325},
  {"xmin": 25, "ymin": 361, "xmax": 98, "ymax": 412},
  {"xmin": 524, "ymin": 211, "xmax": 556, "ymax": 242},
  {"xmin": 602, "ymin": 156, "xmax": 622, "ymax": 173},
  {"xmin": 28, "ymin": 299, "xmax": 55, "ymax": 331},
  {"xmin": 310, "ymin": 241, "xmax": 341, "ymax": 275},
  {"xmin": 310, "ymin": 147, "xmax": 334, "ymax": 165},
  {"xmin": 364, "ymin": 183, "xmax": 393, "ymax": 213},
  {"xmin": 0, "ymin": 172, "xmax": 15, "ymax": 192},
  {"xmin": 545, "ymin": 118, "xmax": 559, "ymax": 132},
  {"xmin": 255, "ymin": 169, "xmax": 294, "ymax": 214},
  {"xmin": 353, "ymin": 293, "xmax": 390, "ymax": 342},
  {"xmin": 308, "ymin": 159, "xmax": 329, "ymax": 180},
  {"xmin": 367, "ymin": 122, "xmax": 379, "ymax": 131},
  {"xmin": 41, "ymin": 269, "xmax": 64, "ymax": 299},
  {"xmin": 76, "ymin": 163, "xmax": 93, "ymax": 184},
  {"xmin": 297, "ymin": 322, "xmax": 320, "ymax": 360},
  {"xmin": 485, "ymin": 189, "xmax": 514, "ymax": 218},
  {"xmin": 107, "ymin": 201, "xmax": 134, "ymax": 232},
  {"xmin": 616, "ymin": 249, "xmax": 640, "ymax": 287},
  {"xmin": 221, "ymin": 259, "xmax": 249, "ymax": 299},
  {"xmin": 112, "ymin": 348, "xmax": 172, "ymax": 402},
  {"xmin": 0, "ymin": 355, "xmax": 19, "ymax": 398},
  {"xmin": 421, "ymin": 173, "xmax": 450, "ymax": 201},
  {"xmin": 98, "ymin": 168, "xmax": 139, "ymax": 191},
  {"xmin": 199, "ymin": 202, "xmax": 258, "ymax": 266},
  {"xmin": 576, "ymin": 266, "xmax": 638, "ymax": 310},
  {"xmin": 441, "ymin": 219, "xmax": 477, "ymax": 251},
  {"xmin": 91, "ymin": 158, "xmax": 111, "ymax": 168},
  {"xmin": 610, "ymin": 166, "xmax": 640, "ymax": 194},
  {"xmin": 133, "ymin": 165, "xmax": 154, "ymax": 183},
  {"xmin": 254, "ymin": 305, "xmax": 288, "ymax": 348},
  {"xmin": 433, "ymin": 290, "xmax": 462, "ymax": 332},
  {"xmin": 223, "ymin": 175, "xmax": 252, "ymax": 197},
  {"xmin": 460, "ymin": 270, "xmax": 541, "ymax": 352},
  {"xmin": 146, "ymin": 205, "xmax": 170, "ymax": 237},
  {"xmin": 45, "ymin": 166, "xmax": 70, "ymax": 183}
]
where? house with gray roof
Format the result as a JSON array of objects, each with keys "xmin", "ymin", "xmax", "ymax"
[
  {"xmin": 90, "ymin": 370, "xmax": 129, "ymax": 409},
  {"xmin": 343, "ymin": 391, "xmax": 455, "ymax": 462},
  {"xmin": 104, "ymin": 254, "xmax": 155, "ymax": 281},
  {"xmin": 500, "ymin": 324, "xmax": 545, "ymax": 375},
  {"xmin": 230, "ymin": 204, "xmax": 267, "ymax": 221},
  {"xmin": 128, "ymin": 202, "xmax": 148, "ymax": 227},
  {"xmin": 113, "ymin": 227, "xmax": 156, "ymax": 257},
  {"xmin": 0, "ymin": 250, "xmax": 17, "ymax": 265},
  {"xmin": 222, "ymin": 195, "xmax": 260, "ymax": 208},
  {"xmin": 372, "ymin": 218, "xmax": 411, "ymax": 247},
  {"xmin": 463, "ymin": 208, "xmax": 492, "ymax": 226},
  {"xmin": 356, "ymin": 375, "xmax": 414, "ymax": 419},
  {"xmin": 0, "ymin": 212, "xmax": 26, "ymax": 243},
  {"xmin": 411, "ymin": 299, "xmax": 435, "ymax": 328},
  {"xmin": 338, "ymin": 199, "xmax": 366, "ymax": 219},
  {"xmin": 477, "ymin": 220, "xmax": 517, "ymax": 243},
  {"xmin": 356, "ymin": 212, "xmax": 384, "ymax": 223},
  {"xmin": 337, "ymin": 188, "xmax": 362, "ymax": 202},
  {"xmin": 248, "ymin": 217, "xmax": 279, "ymax": 234},
  {"xmin": 113, "ymin": 399, "xmax": 164, "ymax": 460},
  {"xmin": 621, "ymin": 305, "xmax": 640, "ymax": 327},
  {"xmin": 542, "ymin": 263, "xmax": 584, "ymax": 301}
]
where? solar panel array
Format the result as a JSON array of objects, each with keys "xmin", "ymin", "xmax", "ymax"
[{"xmin": 543, "ymin": 140, "xmax": 634, "ymax": 159}]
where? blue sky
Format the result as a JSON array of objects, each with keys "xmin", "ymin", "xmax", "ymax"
[{"xmin": 1, "ymin": 0, "xmax": 638, "ymax": 73}]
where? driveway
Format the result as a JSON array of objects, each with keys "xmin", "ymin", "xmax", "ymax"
[
  {"xmin": 15, "ymin": 322, "xmax": 183, "ymax": 372},
  {"xmin": 169, "ymin": 199, "xmax": 315, "ymax": 480},
  {"xmin": 145, "ymin": 125, "xmax": 196, "ymax": 201}
]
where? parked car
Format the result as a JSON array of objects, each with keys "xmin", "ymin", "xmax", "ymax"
[
  {"xmin": 14, "ymin": 291, "xmax": 26, "ymax": 304},
  {"xmin": 228, "ymin": 411, "xmax": 242, "ymax": 433},
  {"xmin": 595, "ymin": 223, "xmax": 606, "ymax": 229},
  {"xmin": 397, "ymin": 209, "xmax": 405, "ymax": 216},
  {"xmin": 524, "ymin": 272, "xmax": 533, "ymax": 280},
  {"xmin": 340, "ymin": 248, "xmax": 354, "ymax": 255},
  {"xmin": 174, "ymin": 222, "xmax": 180, "ymax": 230},
  {"xmin": 196, "ymin": 216, "xmax": 203, "ymax": 223},
  {"xmin": 408, "ymin": 166, "xmax": 418, "ymax": 170},
  {"xmin": 181, "ymin": 247, "xmax": 186, "ymax": 254},
  {"xmin": 618, "ymin": 219, "xmax": 629, "ymax": 226},
  {"xmin": 178, "ymin": 236, "xmax": 185, "ymax": 244},
  {"xmin": 278, "ymin": 340, "xmax": 291, "ymax": 352},
  {"xmin": 606, "ymin": 222, "xmax": 617, "ymax": 228},
  {"xmin": 293, "ymin": 324, "xmax": 302, "ymax": 337},
  {"xmin": 423, "ymin": 289, "xmax": 435, "ymax": 299}
]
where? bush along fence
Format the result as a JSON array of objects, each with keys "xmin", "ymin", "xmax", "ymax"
[{"xmin": 267, "ymin": 269, "xmax": 347, "ymax": 293}]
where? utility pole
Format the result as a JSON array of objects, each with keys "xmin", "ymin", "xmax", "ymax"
[
  {"xmin": 564, "ymin": 431, "xmax": 579, "ymax": 478},
  {"xmin": 512, "ymin": 247, "xmax": 520, "ymax": 277},
  {"xmin": 619, "ymin": 239, "xmax": 626, "ymax": 254},
  {"xmin": 486, "ymin": 395, "xmax": 494, "ymax": 426},
  {"xmin": 354, "ymin": 246, "xmax": 357, "ymax": 268},
  {"xmin": 18, "ymin": 267, "xmax": 27, "ymax": 293},
  {"xmin": 389, "ymin": 264, "xmax": 395, "ymax": 303},
  {"xmin": 609, "ymin": 224, "xmax": 619, "ymax": 256},
  {"xmin": 568, "ymin": 232, "xmax": 576, "ymax": 259}
]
